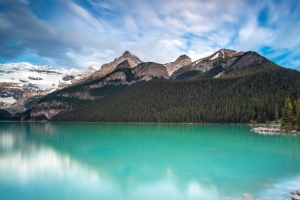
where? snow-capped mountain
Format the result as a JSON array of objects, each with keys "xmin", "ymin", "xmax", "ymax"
[{"xmin": 0, "ymin": 62, "xmax": 96, "ymax": 111}]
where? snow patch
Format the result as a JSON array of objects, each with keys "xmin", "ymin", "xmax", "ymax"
[
  {"xmin": 0, "ymin": 63, "xmax": 95, "ymax": 91},
  {"xmin": 209, "ymin": 53, "xmax": 219, "ymax": 60},
  {"xmin": 213, "ymin": 71, "xmax": 225, "ymax": 78},
  {"xmin": 0, "ymin": 96, "xmax": 17, "ymax": 104}
]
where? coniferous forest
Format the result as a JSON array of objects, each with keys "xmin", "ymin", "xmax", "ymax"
[
  {"xmin": 52, "ymin": 66, "xmax": 300, "ymax": 123},
  {"xmin": 281, "ymin": 98, "xmax": 300, "ymax": 131}
]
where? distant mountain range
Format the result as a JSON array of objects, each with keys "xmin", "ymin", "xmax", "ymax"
[
  {"xmin": 1, "ymin": 49, "xmax": 300, "ymax": 123},
  {"xmin": 0, "ymin": 62, "xmax": 96, "ymax": 113}
]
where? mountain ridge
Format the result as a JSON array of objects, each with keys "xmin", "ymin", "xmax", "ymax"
[
  {"xmin": 164, "ymin": 54, "xmax": 192, "ymax": 75},
  {"xmin": 52, "ymin": 66, "xmax": 300, "ymax": 123},
  {"xmin": 0, "ymin": 62, "xmax": 96, "ymax": 113},
  {"xmin": 89, "ymin": 51, "xmax": 143, "ymax": 80},
  {"xmin": 1, "ymin": 48, "xmax": 299, "ymax": 123}
]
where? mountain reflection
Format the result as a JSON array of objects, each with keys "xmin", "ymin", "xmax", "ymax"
[
  {"xmin": 0, "ymin": 125, "xmax": 221, "ymax": 200},
  {"xmin": 0, "ymin": 122, "xmax": 300, "ymax": 200}
]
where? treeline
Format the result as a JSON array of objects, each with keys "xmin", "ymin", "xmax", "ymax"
[
  {"xmin": 0, "ymin": 109, "xmax": 22, "ymax": 121},
  {"xmin": 0, "ymin": 109, "xmax": 30, "ymax": 121},
  {"xmin": 281, "ymin": 98, "xmax": 300, "ymax": 131},
  {"xmin": 52, "ymin": 67, "xmax": 300, "ymax": 123}
]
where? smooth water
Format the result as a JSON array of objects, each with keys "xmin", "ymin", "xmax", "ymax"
[{"xmin": 0, "ymin": 123, "xmax": 299, "ymax": 200}]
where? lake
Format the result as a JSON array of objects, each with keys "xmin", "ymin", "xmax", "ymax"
[{"xmin": 0, "ymin": 122, "xmax": 299, "ymax": 200}]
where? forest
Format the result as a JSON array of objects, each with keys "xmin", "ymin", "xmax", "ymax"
[
  {"xmin": 52, "ymin": 66, "xmax": 300, "ymax": 123},
  {"xmin": 281, "ymin": 98, "xmax": 300, "ymax": 131}
]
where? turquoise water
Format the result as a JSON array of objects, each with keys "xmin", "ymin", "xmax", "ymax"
[{"xmin": 0, "ymin": 123, "xmax": 299, "ymax": 200}]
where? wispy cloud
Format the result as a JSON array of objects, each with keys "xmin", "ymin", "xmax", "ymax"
[{"xmin": 0, "ymin": 0, "xmax": 299, "ymax": 69}]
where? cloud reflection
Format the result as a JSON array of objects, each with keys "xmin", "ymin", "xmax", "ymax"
[
  {"xmin": 0, "ymin": 141, "xmax": 120, "ymax": 199},
  {"xmin": 0, "ymin": 133, "xmax": 15, "ymax": 150},
  {"xmin": 256, "ymin": 175, "xmax": 300, "ymax": 199},
  {"xmin": 0, "ymin": 132, "xmax": 222, "ymax": 200},
  {"xmin": 1, "ymin": 127, "xmax": 297, "ymax": 200}
]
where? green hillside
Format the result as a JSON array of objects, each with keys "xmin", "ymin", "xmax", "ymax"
[{"xmin": 52, "ymin": 66, "xmax": 300, "ymax": 123}]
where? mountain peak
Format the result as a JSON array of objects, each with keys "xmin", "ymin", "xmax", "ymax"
[
  {"xmin": 176, "ymin": 54, "xmax": 190, "ymax": 62},
  {"xmin": 90, "ymin": 51, "xmax": 142, "ymax": 79},
  {"xmin": 216, "ymin": 49, "xmax": 237, "ymax": 58},
  {"xmin": 164, "ymin": 54, "xmax": 192, "ymax": 76},
  {"xmin": 122, "ymin": 51, "xmax": 131, "ymax": 56}
]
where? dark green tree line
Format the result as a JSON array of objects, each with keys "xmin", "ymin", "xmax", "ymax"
[
  {"xmin": 52, "ymin": 67, "xmax": 300, "ymax": 123},
  {"xmin": 281, "ymin": 98, "xmax": 300, "ymax": 131}
]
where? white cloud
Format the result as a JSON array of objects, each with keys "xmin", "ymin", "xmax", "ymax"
[
  {"xmin": 235, "ymin": 20, "xmax": 275, "ymax": 51},
  {"xmin": 0, "ymin": 0, "xmax": 299, "ymax": 69},
  {"xmin": 64, "ymin": 1, "xmax": 104, "ymax": 33}
]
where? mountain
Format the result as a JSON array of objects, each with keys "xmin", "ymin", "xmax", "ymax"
[
  {"xmin": 28, "ymin": 60, "xmax": 169, "ymax": 120},
  {"xmin": 52, "ymin": 61, "xmax": 300, "ymax": 123},
  {"xmin": 89, "ymin": 51, "xmax": 143, "ymax": 79},
  {"xmin": 3, "ymin": 48, "xmax": 300, "ymax": 123},
  {"xmin": 164, "ymin": 54, "xmax": 192, "ymax": 75},
  {"xmin": 0, "ymin": 62, "xmax": 96, "ymax": 114},
  {"xmin": 82, "ymin": 61, "xmax": 168, "ymax": 91},
  {"xmin": 171, "ymin": 49, "xmax": 244, "ymax": 79}
]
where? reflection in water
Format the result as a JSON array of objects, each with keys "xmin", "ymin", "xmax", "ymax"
[
  {"xmin": 0, "ymin": 122, "xmax": 299, "ymax": 200},
  {"xmin": 0, "ymin": 139, "xmax": 221, "ymax": 200},
  {"xmin": 0, "ymin": 133, "xmax": 15, "ymax": 150},
  {"xmin": 257, "ymin": 175, "xmax": 300, "ymax": 199},
  {"xmin": 0, "ymin": 146, "xmax": 120, "ymax": 198}
]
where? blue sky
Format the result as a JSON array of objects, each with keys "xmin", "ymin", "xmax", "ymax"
[{"xmin": 0, "ymin": 0, "xmax": 299, "ymax": 69}]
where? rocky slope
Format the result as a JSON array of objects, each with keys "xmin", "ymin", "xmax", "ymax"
[
  {"xmin": 89, "ymin": 51, "xmax": 143, "ymax": 79},
  {"xmin": 86, "ymin": 61, "xmax": 169, "ymax": 89},
  {"xmin": 171, "ymin": 49, "xmax": 244, "ymax": 79},
  {"xmin": 164, "ymin": 55, "xmax": 192, "ymax": 76},
  {"xmin": 222, "ymin": 51, "xmax": 267, "ymax": 71},
  {"xmin": 0, "ymin": 62, "xmax": 96, "ymax": 113}
]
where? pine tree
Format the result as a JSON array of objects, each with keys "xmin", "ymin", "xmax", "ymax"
[
  {"xmin": 281, "ymin": 98, "xmax": 293, "ymax": 130},
  {"xmin": 295, "ymin": 98, "xmax": 300, "ymax": 131},
  {"xmin": 274, "ymin": 103, "xmax": 279, "ymax": 122}
]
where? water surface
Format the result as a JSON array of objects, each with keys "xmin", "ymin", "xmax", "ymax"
[{"xmin": 0, "ymin": 123, "xmax": 299, "ymax": 200}]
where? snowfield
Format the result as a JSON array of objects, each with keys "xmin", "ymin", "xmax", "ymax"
[
  {"xmin": 0, "ymin": 62, "xmax": 97, "ymax": 108},
  {"xmin": 0, "ymin": 62, "xmax": 96, "ymax": 91},
  {"xmin": 0, "ymin": 96, "xmax": 17, "ymax": 104}
]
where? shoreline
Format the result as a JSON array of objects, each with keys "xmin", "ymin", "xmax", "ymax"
[
  {"xmin": 251, "ymin": 126, "xmax": 300, "ymax": 135},
  {"xmin": 0, "ymin": 120, "xmax": 299, "ymax": 135}
]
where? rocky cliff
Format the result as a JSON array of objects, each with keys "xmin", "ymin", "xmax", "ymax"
[
  {"xmin": 90, "ymin": 51, "xmax": 143, "ymax": 79},
  {"xmin": 164, "ymin": 55, "xmax": 192, "ymax": 76},
  {"xmin": 171, "ymin": 49, "xmax": 243, "ymax": 78},
  {"xmin": 133, "ymin": 62, "xmax": 169, "ymax": 81}
]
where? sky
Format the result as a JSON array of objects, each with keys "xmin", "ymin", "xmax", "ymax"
[{"xmin": 0, "ymin": 0, "xmax": 300, "ymax": 70}]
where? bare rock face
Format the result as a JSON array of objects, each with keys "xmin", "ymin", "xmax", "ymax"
[
  {"xmin": 115, "ymin": 60, "xmax": 131, "ymax": 70},
  {"xmin": 190, "ymin": 49, "xmax": 238, "ymax": 71},
  {"xmin": 104, "ymin": 71, "xmax": 127, "ymax": 82},
  {"xmin": 30, "ymin": 101, "xmax": 71, "ymax": 120},
  {"xmin": 164, "ymin": 55, "xmax": 192, "ymax": 76},
  {"xmin": 223, "ymin": 51, "xmax": 267, "ymax": 71},
  {"xmin": 90, "ymin": 51, "xmax": 142, "ymax": 79},
  {"xmin": 133, "ymin": 62, "xmax": 169, "ymax": 81},
  {"xmin": 171, "ymin": 49, "xmax": 244, "ymax": 78}
]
